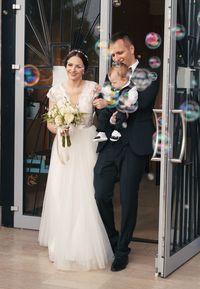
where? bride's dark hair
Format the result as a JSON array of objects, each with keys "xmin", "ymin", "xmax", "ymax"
[{"xmin": 63, "ymin": 50, "xmax": 89, "ymax": 71}]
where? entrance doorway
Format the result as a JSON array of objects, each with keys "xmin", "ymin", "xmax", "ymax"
[
  {"xmin": 112, "ymin": 0, "xmax": 200, "ymax": 277},
  {"xmin": 5, "ymin": 0, "xmax": 200, "ymax": 278},
  {"xmin": 112, "ymin": 0, "xmax": 164, "ymax": 243}
]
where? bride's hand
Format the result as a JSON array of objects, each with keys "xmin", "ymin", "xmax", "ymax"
[{"xmin": 60, "ymin": 127, "xmax": 69, "ymax": 136}]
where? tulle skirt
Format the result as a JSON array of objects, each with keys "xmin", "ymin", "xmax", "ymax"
[{"xmin": 38, "ymin": 125, "xmax": 113, "ymax": 270}]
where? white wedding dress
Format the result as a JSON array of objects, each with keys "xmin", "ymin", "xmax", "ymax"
[{"xmin": 38, "ymin": 80, "xmax": 113, "ymax": 270}]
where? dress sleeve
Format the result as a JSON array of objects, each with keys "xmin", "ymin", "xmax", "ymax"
[
  {"xmin": 47, "ymin": 86, "xmax": 58, "ymax": 102},
  {"xmin": 89, "ymin": 81, "xmax": 98, "ymax": 100}
]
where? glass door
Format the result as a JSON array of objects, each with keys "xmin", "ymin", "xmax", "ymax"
[
  {"xmin": 154, "ymin": 0, "xmax": 200, "ymax": 277},
  {"xmin": 14, "ymin": 0, "xmax": 111, "ymax": 229}
]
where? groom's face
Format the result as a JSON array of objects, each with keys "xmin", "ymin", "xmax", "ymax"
[{"xmin": 110, "ymin": 39, "xmax": 135, "ymax": 67}]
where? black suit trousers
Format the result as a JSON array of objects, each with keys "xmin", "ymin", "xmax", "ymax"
[
  {"xmin": 96, "ymin": 108, "xmax": 127, "ymax": 133},
  {"xmin": 94, "ymin": 142, "xmax": 147, "ymax": 256}
]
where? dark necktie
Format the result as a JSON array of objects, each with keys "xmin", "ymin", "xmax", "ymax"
[
  {"xmin": 128, "ymin": 67, "xmax": 132, "ymax": 79},
  {"xmin": 128, "ymin": 67, "xmax": 136, "ymax": 87}
]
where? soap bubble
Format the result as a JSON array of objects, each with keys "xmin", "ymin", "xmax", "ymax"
[
  {"xmin": 131, "ymin": 68, "xmax": 153, "ymax": 91},
  {"xmin": 145, "ymin": 32, "xmax": 162, "ymax": 49},
  {"xmin": 24, "ymin": 64, "xmax": 40, "ymax": 87},
  {"xmin": 179, "ymin": 100, "xmax": 200, "ymax": 122},
  {"xmin": 148, "ymin": 56, "xmax": 161, "ymax": 69}
]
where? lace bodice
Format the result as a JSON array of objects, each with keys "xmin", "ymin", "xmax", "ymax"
[{"xmin": 47, "ymin": 80, "xmax": 97, "ymax": 127}]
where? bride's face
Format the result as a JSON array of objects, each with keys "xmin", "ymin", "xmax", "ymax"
[{"xmin": 66, "ymin": 56, "xmax": 85, "ymax": 81}]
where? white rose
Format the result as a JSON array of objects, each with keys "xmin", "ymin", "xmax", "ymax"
[
  {"xmin": 54, "ymin": 115, "xmax": 63, "ymax": 126},
  {"xmin": 64, "ymin": 113, "xmax": 74, "ymax": 125}
]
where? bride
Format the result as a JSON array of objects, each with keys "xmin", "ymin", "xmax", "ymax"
[{"xmin": 38, "ymin": 50, "xmax": 113, "ymax": 270}]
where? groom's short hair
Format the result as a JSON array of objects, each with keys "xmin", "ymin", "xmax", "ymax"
[{"xmin": 111, "ymin": 32, "xmax": 135, "ymax": 47}]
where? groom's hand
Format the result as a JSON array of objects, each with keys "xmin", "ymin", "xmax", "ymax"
[{"xmin": 93, "ymin": 98, "xmax": 108, "ymax": 109}]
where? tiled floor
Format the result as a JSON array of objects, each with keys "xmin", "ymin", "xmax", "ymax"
[
  {"xmin": 1, "ymin": 174, "xmax": 200, "ymax": 289},
  {"xmin": 0, "ymin": 226, "xmax": 200, "ymax": 289}
]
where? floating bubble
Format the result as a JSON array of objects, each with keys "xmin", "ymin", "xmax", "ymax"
[
  {"xmin": 148, "ymin": 56, "xmax": 161, "ymax": 69},
  {"xmin": 179, "ymin": 100, "xmax": 200, "ymax": 122},
  {"xmin": 148, "ymin": 71, "xmax": 158, "ymax": 81},
  {"xmin": 197, "ymin": 11, "xmax": 200, "ymax": 26},
  {"xmin": 94, "ymin": 25, "xmax": 102, "ymax": 36},
  {"xmin": 117, "ymin": 90, "xmax": 138, "ymax": 113},
  {"xmin": 197, "ymin": 59, "xmax": 200, "ymax": 67},
  {"xmin": 101, "ymin": 82, "xmax": 119, "ymax": 108},
  {"xmin": 152, "ymin": 131, "xmax": 170, "ymax": 155},
  {"xmin": 122, "ymin": 122, "xmax": 127, "ymax": 128},
  {"xmin": 171, "ymin": 24, "xmax": 186, "ymax": 41},
  {"xmin": 24, "ymin": 64, "xmax": 40, "ymax": 87},
  {"xmin": 113, "ymin": 0, "xmax": 122, "ymax": 7},
  {"xmin": 191, "ymin": 79, "xmax": 198, "ymax": 87},
  {"xmin": 184, "ymin": 204, "xmax": 189, "ymax": 210},
  {"xmin": 3, "ymin": 10, "xmax": 8, "ymax": 15},
  {"xmin": 145, "ymin": 32, "xmax": 162, "ymax": 49},
  {"xmin": 94, "ymin": 40, "xmax": 100, "ymax": 55},
  {"xmin": 147, "ymin": 173, "xmax": 154, "ymax": 181},
  {"xmin": 102, "ymin": 48, "xmax": 111, "ymax": 60},
  {"xmin": 95, "ymin": 40, "xmax": 106, "ymax": 55},
  {"xmin": 158, "ymin": 116, "xmax": 164, "ymax": 127},
  {"xmin": 94, "ymin": 40, "xmax": 110, "ymax": 59},
  {"xmin": 131, "ymin": 68, "xmax": 152, "ymax": 91}
]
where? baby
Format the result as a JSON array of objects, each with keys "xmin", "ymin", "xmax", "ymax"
[{"xmin": 94, "ymin": 63, "xmax": 138, "ymax": 142}]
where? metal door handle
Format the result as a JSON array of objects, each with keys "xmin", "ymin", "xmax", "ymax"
[
  {"xmin": 170, "ymin": 109, "xmax": 186, "ymax": 163},
  {"xmin": 151, "ymin": 109, "xmax": 163, "ymax": 162}
]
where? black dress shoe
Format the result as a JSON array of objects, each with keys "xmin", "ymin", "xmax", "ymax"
[{"xmin": 111, "ymin": 256, "xmax": 128, "ymax": 272}]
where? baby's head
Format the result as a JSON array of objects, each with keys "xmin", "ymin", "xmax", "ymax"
[{"xmin": 108, "ymin": 63, "xmax": 129, "ymax": 89}]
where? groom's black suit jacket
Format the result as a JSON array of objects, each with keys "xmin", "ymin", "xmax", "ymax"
[{"xmin": 96, "ymin": 68, "xmax": 159, "ymax": 156}]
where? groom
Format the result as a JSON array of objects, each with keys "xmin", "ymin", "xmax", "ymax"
[{"xmin": 93, "ymin": 32, "xmax": 159, "ymax": 271}]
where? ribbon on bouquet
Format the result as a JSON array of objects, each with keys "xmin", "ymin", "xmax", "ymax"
[{"xmin": 56, "ymin": 127, "xmax": 70, "ymax": 164}]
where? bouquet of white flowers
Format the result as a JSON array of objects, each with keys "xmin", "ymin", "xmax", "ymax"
[{"xmin": 43, "ymin": 99, "xmax": 86, "ymax": 147}]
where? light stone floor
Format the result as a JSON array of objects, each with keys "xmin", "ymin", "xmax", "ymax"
[
  {"xmin": 1, "ymin": 226, "xmax": 200, "ymax": 289},
  {"xmin": 1, "ymin": 174, "xmax": 200, "ymax": 289}
]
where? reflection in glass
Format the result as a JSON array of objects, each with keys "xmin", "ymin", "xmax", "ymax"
[
  {"xmin": 170, "ymin": 0, "xmax": 200, "ymax": 254},
  {"xmin": 23, "ymin": 0, "xmax": 100, "ymax": 216}
]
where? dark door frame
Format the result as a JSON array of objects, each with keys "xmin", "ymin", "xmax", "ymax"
[{"xmin": 1, "ymin": 0, "xmax": 16, "ymax": 226}]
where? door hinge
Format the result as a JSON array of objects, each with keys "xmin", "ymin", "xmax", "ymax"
[
  {"xmin": 10, "ymin": 206, "xmax": 19, "ymax": 212},
  {"xmin": 12, "ymin": 64, "xmax": 20, "ymax": 70},
  {"xmin": 155, "ymin": 254, "xmax": 159, "ymax": 276},
  {"xmin": 155, "ymin": 254, "xmax": 164, "ymax": 277},
  {"xmin": 12, "ymin": 4, "xmax": 21, "ymax": 10}
]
